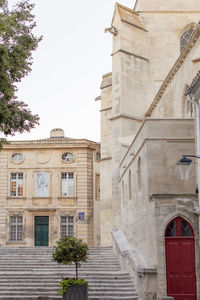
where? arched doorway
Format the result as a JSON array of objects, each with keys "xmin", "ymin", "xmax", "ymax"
[{"xmin": 165, "ymin": 217, "xmax": 196, "ymax": 300}]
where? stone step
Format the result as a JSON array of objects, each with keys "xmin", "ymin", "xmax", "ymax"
[
  {"xmin": 0, "ymin": 282, "xmax": 135, "ymax": 288},
  {"xmin": 0, "ymin": 247, "xmax": 138, "ymax": 300},
  {"xmin": 0, "ymin": 285, "xmax": 136, "ymax": 292},
  {"xmin": 0, "ymin": 291, "xmax": 138, "ymax": 297},
  {"xmin": 0, "ymin": 271, "xmax": 130, "ymax": 280},
  {"xmin": 0, "ymin": 297, "xmax": 137, "ymax": 300},
  {"xmin": 0, "ymin": 258, "xmax": 117, "ymax": 263}
]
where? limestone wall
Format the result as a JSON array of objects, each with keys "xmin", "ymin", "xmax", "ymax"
[
  {"xmin": 0, "ymin": 138, "xmax": 99, "ymax": 247},
  {"xmin": 118, "ymin": 119, "xmax": 196, "ymax": 298},
  {"xmin": 151, "ymin": 37, "xmax": 200, "ymax": 118}
]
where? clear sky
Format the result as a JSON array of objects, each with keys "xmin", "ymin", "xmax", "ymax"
[{"xmin": 7, "ymin": 0, "xmax": 135, "ymax": 142}]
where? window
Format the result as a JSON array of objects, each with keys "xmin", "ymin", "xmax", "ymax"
[
  {"xmin": 180, "ymin": 28, "xmax": 194, "ymax": 52},
  {"xmin": 95, "ymin": 173, "xmax": 100, "ymax": 200},
  {"xmin": 61, "ymin": 173, "xmax": 74, "ymax": 197},
  {"xmin": 122, "ymin": 180, "xmax": 125, "ymax": 203},
  {"xmin": 10, "ymin": 216, "xmax": 23, "ymax": 241},
  {"xmin": 11, "ymin": 173, "xmax": 23, "ymax": 197},
  {"xmin": 35, "ymin": 173, "xmax": 48, "ymax": 197},
  {"xmin": 165, "ymin": 217, "xmax": 193, "ymax": 237},
  {"xmin": 12, "ymin": 153, "xmax": 23, "ymax": 163},
  {"xmin": 62, "ymin": 153, "xmax": 73, "ymax": 162},
  {"xmin": 137, "ymin": 157, "xmax": 142, "ymax": 192},
  {"xmin": 96, "ymin": 152, "xmax": 101, "ymax": 161},
  {"xmin": 128, "ymin": 169, "xmax": 132, "ymax": 200},
  {"xmin": 60, "ymin": 216, "xmax": 74, "ymax": 238},
  {"xmin": 182, "ymin": 85, "xmax": 193, "ymax": 118}
]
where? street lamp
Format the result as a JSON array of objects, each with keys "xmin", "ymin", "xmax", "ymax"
[{"xmin": 176, "ymin": 155, "xmax": 193, "ymax": 180}]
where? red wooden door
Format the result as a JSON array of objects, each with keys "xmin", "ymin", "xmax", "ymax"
[{"xmin": 165, "ymin": 217, "xmax": 196, "ymax": 300}]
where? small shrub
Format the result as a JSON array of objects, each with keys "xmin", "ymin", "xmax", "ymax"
[
  {"xmin": 52, "ymin": 236, "xmax": 89, "ymax": 279},
  {"xmin": 58, "ymin": 278, "xmax": 87, "ymax": 295}
]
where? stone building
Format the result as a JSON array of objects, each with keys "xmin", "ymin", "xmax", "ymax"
[
  {"xmin": 0, "ymin": 128, "xmax": 100, "ymax": 247},
  {"xmin": 98, "ymin": 0, "xmax": 200, "ymax": 299}
]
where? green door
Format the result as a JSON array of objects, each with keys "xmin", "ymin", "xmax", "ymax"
[{"xmin": 35, "ymin": 216, "xmax": 49, "ymax": 246}]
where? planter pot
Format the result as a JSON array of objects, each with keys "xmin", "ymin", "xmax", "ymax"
[{"xmin": 63, "ymin": 283, "xmax": 88, "ymax": 300}]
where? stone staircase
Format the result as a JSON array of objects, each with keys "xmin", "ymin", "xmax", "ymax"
[{"xmin": 0, "ymin": 247, "xmax": 138, "ymax": 300}]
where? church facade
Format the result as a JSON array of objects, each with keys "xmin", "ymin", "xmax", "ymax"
[
  {"xmin": 0, "ymin": 128, "xmax": 100, "ymax": 247},
  {"xmin": 98, "ymin": 1, "xmax": 200, "ymax": 299}
]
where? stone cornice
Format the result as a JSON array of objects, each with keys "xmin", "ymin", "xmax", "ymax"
[
  {"xmin": 145, "ymin": 25, "xmax": 200, "ymax": 117},
  {"xmin": 149, "ymin": 194, "xmax": 197, "ymax": 200},
  {"xmin": 121, "ymin": 19, "xmax": 148, "ymax": 32},
  {"xmin": 100, "ymin": 156, "xmax": 112, "ymax": 161},
  {"xmin": 100, "ymin": 107, "xmax": 112, "ymax": 112},
  {"xmin": 109, "ymin": 113, "xmax": 144, "ymax": 122},
  {"xmin": 138, "ymin": 11, "xmax": 200, "ymax": 14},
  {"xmin": 3, "ymin": 139, "xmax": 100, "ymax": 150},
  {"xmin": 100, "ymin": 72, "xmax": 112, "ymax": 89},
  {"xmin": 112, "ymin": 49, "xmax": 149, "ymax": 61}
]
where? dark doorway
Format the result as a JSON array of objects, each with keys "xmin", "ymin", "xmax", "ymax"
[{"xmin": 35, "ymin": 216, "xmax": 49, "ymax": 246}]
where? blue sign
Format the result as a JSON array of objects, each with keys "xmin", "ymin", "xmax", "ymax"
[{"xmin": 78, "ymin": 212, "xmax": 85, "ymax": 220}]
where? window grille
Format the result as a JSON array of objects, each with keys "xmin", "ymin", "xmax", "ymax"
[
  {"xmin": 165, "ymin": 217, "xmax": 193, "ymax": 237},
  {"xmin": 60, "ymin": 216, "xmax": 74, "ymax": 238},
  {"xmin": 62, "ymin": 153, "xmax": 73, "ymax": 162},
  {"xmin": 12, "ymin": 153, "xmax": 23, "ymax": 163},
  {"xmin": 96, "ymin": 152, "xmax": 101, "ymax": 161},
  {"xmin": 10, "ymin": 216, "xmax": 23, "ymax": 241},
  {"xmin": 11, "ymin": 173, "xmax": 23, "ymax": 197},
  {"xmin": 180, "ymin": 28, "xmax": 194, "ymax": 52},
  {"xmin": 61, "ymin": 173, "xmax": 74, "ymax": 197}
]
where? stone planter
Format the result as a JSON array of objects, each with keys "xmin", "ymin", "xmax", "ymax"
[{"xmin": 63, "ymin": 283, "xmax": 88, "ymax": 300}]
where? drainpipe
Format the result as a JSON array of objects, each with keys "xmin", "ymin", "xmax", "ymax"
[{"xmin": 187, "ymin": 95, "xmax": 200, "ymax": 250}]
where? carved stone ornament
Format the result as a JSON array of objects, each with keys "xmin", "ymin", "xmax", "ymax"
[{"xmin": 36, "ymin": 152, "xmax": 50, "ymax": 164}]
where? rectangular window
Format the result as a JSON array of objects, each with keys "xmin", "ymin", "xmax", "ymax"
[
  {"xmin": 11, "ymin": 173, "xmax": 23, "ymax": 197},
  {"xmin": 95, "ymin": 173, "xmax": 100, "ymax": 200},
  {"xmin": 10, "ymin": 216, "xmax": 23, "ymax": 241},
  {"xmin": 60, "ymin": 216, "xmax": 74, "ymax": 238},
  {"xmin": 35, "ymin": 173, "xmax": 48, "ymax": 197},
  {"xmin": 61, "ymin": 173, "xmax": 74, "ymax": 197}
]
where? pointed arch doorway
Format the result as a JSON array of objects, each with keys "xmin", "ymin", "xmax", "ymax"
[{"xmin": 165, "ymin": 217, "xmax": 196, "ymax": 300}]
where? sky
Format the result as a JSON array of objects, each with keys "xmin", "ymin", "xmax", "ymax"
[{"xmin": 7, "ymin": 0, "xmax": 135, "ymax": 142}]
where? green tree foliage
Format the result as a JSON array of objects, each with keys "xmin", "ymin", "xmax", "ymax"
[
  {"xmin": 0, "ymin": 0, "xmax": 41, "ymax": 139},
  {"xmin": 53, "ymin": 236, "xmax": 89, "ymax": 279}
]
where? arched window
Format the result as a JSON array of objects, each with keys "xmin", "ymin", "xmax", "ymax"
[
  {"xmin": 180, "ymin": 27, "xmax": 194, "ymax": 52},
  {"xmin": 128, "ymin": 169, "xmax": 132, "ymax": 200},
  {"xmin": 122, "ymin": 180, "xmax": 125, "ymax": 203},
  {"xmin": 165, "ymin": 217, "xmax": 194, "ymax": 237},
  {"xmin": 182, "ymin": 84, "xmax": 193, "ymax": 117},
  {"xmin": 137, "ymin": 157, "xmax": 142, "ymax": 192}
]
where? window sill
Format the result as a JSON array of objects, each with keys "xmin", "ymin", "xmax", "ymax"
[
  {"xmin": 6, "ymin": 241, "xmax": 26, "ymax": 245},
  {"xmin": 7, "ymin": 197, "xmax": 26, "ymax": 200},
  {"xmin": 32, "ymin": 197, "xmax": 52, "ymax": 199},
  {"xmin": 58, "ymin": 196, "xmax": 77, "ymax": 199}
]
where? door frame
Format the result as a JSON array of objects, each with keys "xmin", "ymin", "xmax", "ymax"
[
  {"xmin": 165, "ymin": 217, "xmax": 196, "ymax": 300},
  {"xmin": 34, "ymin": 216, "xmax": 49, "ymax": 246}
]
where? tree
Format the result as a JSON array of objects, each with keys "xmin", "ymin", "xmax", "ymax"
[
  {"xmin": 0, "ymin": 0, "xmax": 41, "ymax": 141},
  {"xmin": 52, "ymin": 236, "xmax": 89, "ymax": 280}
]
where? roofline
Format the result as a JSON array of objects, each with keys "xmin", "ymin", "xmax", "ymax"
[
  {"xmin": 112, "ymin": 2, "xmax": 139, "ymax": 26},
  {"xmin": 2, "ymin": 138, "xmax": 100, "ymax": 150},
  {"xmin": 133, "ymin": 0, "xmax": 138, "ymax": 11},
  {"xmin": 116, "ymin": 2, "xmax": 139, "ymax": 15}
]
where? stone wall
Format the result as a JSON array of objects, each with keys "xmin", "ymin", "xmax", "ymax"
[
  {"xmin": 117, "ymin": 119, "xmax": 197, "ymax": 299},
  {"xmin": 0, "ymin": 136, "xmax": 100, "ymax": 247}
]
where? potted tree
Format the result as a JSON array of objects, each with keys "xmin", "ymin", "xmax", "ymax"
[{"xmin": 52, "ymin": 236, "xmax": 89, "ymax": 300}]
